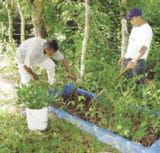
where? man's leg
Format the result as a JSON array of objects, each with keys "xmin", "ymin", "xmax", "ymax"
[
  {"xmin": 123, "ymin": 58, "xmax": 133, "ymax": 78},
  {"xmin": 132, "ymin": 59, "xmax": 146, "ymax": 75},
  {"xmin": 123, "ymin": 59, "xmax": 146, "ymax": 78},
  {"xmin": 16, "ymin": 62, "xmax": 32, "ymax": 85},
  {"xmin": 38, "ymin": 58, "xmax": 55, "ymax": 85}
]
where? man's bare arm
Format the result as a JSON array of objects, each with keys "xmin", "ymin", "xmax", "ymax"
[
  {"xmin": 24, "ymin": 65, "xmax": 39, "ymax": 80},
  {"xmin": 60, "ymin": 59, "xmax": 77, "ymax": 81},
  {"xmin": 127, "ymin": 46, "xmax": 147, "ymax": 69}
]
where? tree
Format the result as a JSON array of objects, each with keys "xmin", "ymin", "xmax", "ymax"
[
  {"xmin": 120, "ymin": 0, "xmax": 128, "ymax": 64},
  {"xmin": 27, "ymin": 0, "xmax": 47, "ymax": 38},
  {"xmin": 5, "ymin": 0, "xmax": 14, "ymax": 43},
  {"xmin": 80, "ymin": 0, "xmax": 90, "ymax": 79},
  {"xmin": 17, "ymin": 0, "xmax": 25, "ymax": 42}
]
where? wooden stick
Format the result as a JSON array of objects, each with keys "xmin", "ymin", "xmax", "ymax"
[{"xmin": 116, "ymin": 67, "xmax": 131, "ymax": 80}]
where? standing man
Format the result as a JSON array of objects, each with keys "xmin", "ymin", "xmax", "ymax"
[
  {"xmin": 119, "ymin": 8, "xmax": 153, "ymax": 78},
  {"xmin": 15, "ymin": 37, "xmax": 76, "ymax": 85}
]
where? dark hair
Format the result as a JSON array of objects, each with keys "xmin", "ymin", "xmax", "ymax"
[{"xmin": 44, "ymin": 40, "xmax": 59, "ymax": 51}]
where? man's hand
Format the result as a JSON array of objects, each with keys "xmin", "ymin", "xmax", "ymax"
[
  {"xmin": 127, "ymin": 60, "xmax": 137, "ymax": 69},
  {"xmin": 68, "ymin": 73, "xmax": 77, "ymax": 81},
  {"xmin": 32, "ymin": 73, "xmax": 39, "ymax": 80}
]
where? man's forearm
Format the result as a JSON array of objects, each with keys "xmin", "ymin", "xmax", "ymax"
[
  {"xmin": 60, "ymin": 58, "xmax": 76, "ymax": 81},
  {"xmin": 24, "ymin": 65, "xmax": 38, "ymax": 80},
  {"xmin": 60, "ymin": 59, "xmax": 72, "ymax": 73},
  {"xmin": 126, "ymin": 46, "xmax": 147, "ymax": 70},
  {"xmin": 134, "ymin": 46, "xmax": 147, "ymax": 61},
  {"xmin": 24, "ymin": 65, "xmax": 35, "ymax": 76}
]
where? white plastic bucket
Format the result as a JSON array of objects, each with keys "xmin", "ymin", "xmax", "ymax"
[{"xmin": 26, "ymin": 107, "xmax": 48, "ymax": 131}]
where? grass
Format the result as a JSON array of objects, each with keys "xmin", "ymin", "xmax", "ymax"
[
  {"xmin": 0, "ymin": 52, "xmax": 119, "ymax": 153},
  {"xmin": 0, "ymin": 56, "xmax": 119, "ymax": 152},
  {"xmin": 0, "ymin": 112, "xmax": 119, "ymax": 153}
]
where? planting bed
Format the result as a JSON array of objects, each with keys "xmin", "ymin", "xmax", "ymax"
[{"xmin": 49, "ymin": 83, "xmax": 160, "ymax": 147}]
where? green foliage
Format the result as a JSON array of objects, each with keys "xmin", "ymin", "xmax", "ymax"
[
  {"xmin": 0, "ymin": 113, "xmax": 119, "ymax": 153},
  {"xmin": 1, "ymin": 0, "xmax": 160, "ymax": 147},
  {"xmin": 16, "ymin": 0, "xmax": 31, "ymax": 18},
  {"xmin": 0, "ymin": 3, "xmax": 8, "ymax": 22},
  {"xmin": 44, "ymin": 0, "xmax": 84, "ymax": 71},
  {"xmin": 43, "ymin": 0, "xmax": 160, "ymax": 146},
  {"xmin": 16, "ymin": 83, "xmax": 54, "ymax": 109}
]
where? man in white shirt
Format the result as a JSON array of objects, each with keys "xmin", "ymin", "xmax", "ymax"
[
  {"xmin": 15, "ymin": 37, "xmax": 76, "ymax": 85},
  {"xmin": 119, "ymin": 8, "xmax": 153, "ymax": 78}
]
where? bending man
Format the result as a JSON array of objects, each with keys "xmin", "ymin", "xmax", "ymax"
[{"xmin": 15, "ymin": 37, "xmax": 76, "ymax": 85}]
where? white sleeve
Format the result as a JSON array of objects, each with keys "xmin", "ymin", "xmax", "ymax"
[
  {"xmin": 53, "ymin": 51, "xmax": 64, "ymax": 61},
  {"xmin": 141, "ymin": 28, "xmax": 153, "ymax": 48}
]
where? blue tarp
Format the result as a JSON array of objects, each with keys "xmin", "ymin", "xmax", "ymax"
[
  {"xmin": 48, "ymin": 83, "xmax": 96, "ymax": 99},
  {"xmin": 49, "ymin": 106, "xmax": 160, "ymax": 153}
]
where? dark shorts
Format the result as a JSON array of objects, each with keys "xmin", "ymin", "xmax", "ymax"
[{"xmin": 123, "ymin": 58, "xmax": 146, "ymax": 78}]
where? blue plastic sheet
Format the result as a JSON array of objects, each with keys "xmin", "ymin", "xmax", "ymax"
[
  {"xmin": 48, "ymin": 83, "xmax": 74, "ymax": 97},
  {"xmin": 48, "ymin": 83, "xmax": 96, "ymax": 99},
  {"xmin": 49, "ymin": 106, "xmax": 160, "ymax": 153},
  {"xmin": 76, "ymin": 88, "xmax": 96, "ymax": 99},
  {"xmin": 61, "ymin": 83, "xmax": 74, "ymax": 97}
]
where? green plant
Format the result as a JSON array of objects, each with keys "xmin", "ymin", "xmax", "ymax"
[
  {"xmin": 0, "ymin": 112, "xmax": 119, "ymax": 153},
  {"xmin": 17, "ymin": 83, "xmax": 54, "ymax": 109}
]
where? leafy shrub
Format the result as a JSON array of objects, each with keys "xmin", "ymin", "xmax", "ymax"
[{"xmin": 17, "ymin": 83, "xmax": 54, "ymax": 109}]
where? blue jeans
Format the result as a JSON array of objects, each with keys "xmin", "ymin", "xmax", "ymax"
[{"xmin": 123, "ymin": 58, "xmax": 146, "ymax": 78}]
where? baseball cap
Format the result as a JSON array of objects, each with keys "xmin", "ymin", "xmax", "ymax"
[{"xmin": 125, "ymin": 8, "xmax": 142, "ymax": 20}]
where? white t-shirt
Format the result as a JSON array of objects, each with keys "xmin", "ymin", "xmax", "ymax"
[
  {"xmin": 15, "ymin": 37, "xmax": 64, "ymax": 67},
  {"xmin": 125, "ymin": 23, "xmax": 153, "ymax": 60}
]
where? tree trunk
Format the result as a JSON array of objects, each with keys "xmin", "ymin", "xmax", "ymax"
[
  {"xmin": 80, "ymin": 0, "xmax": 90, "ymax": 79},
  {"xmin": 17, "ymin": 0, "xmax": 25, "ymax": 42},
  {"xmin": 0, "ymin": 22, "xmax": 4, "ymax": 39},
  {"xmin": 5, "ymin": 0, "xmax": 14, "ymax": 43},
  {"xmin": 28, "ymin": 0, "xmax": 47, "ymax": 38},
  {"xmin": 120, "ymin": 0, "xmax": 128, "ymax": 59}
]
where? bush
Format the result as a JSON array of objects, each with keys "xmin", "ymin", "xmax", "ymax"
[{"xmin": 17, "ymin": 83, "xmax": 54, "ymax": 109}]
